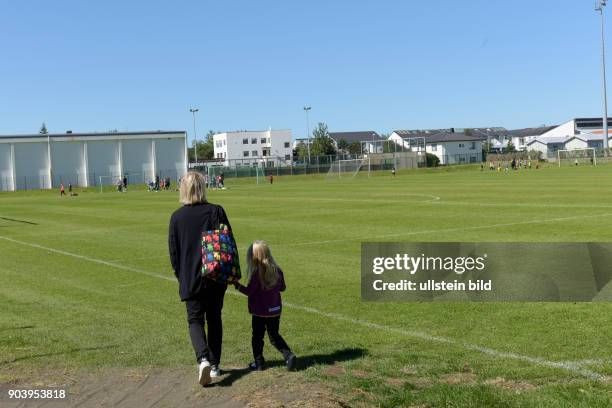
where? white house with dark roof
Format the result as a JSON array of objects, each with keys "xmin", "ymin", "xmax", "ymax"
[
  {"xmin": 523, "ymin": 118, "xmax": 612, "ymax": 157},
  {"xmin": 390, "ymin": 130, "xmax": 483, "ymax": 165},
  {"xmin": 328, "ymin": 131, "xmax": 383, "ymax": 153}
]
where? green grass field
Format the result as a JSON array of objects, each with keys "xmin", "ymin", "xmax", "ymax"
[{"xmin": 1, "ymin": 164, "xmax": 612, "ymax": 407}]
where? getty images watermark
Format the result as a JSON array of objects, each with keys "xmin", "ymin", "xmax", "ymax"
[{"xmin": 361, "ymin": 243, "xmax": 612, "ymax": 302}]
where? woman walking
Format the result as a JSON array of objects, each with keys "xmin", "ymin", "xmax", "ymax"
[{"xmin": 168, "ymin": 171, "xmax": 233, "ymax": 386}]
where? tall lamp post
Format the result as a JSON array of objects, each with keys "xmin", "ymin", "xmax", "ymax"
[
  {"xmin": 190, "ymin": 108, "xmax": 199, "ymax": 164},
  {"xmin": 303, "ymin": 106, "xmax": 311, "ymax": 164},
  {"xmin": 596, "ymin": 0, "xmax": 609, "ymax": 156}
]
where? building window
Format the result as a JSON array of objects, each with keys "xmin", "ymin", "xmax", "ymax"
[
  {"xmin": 223, "ymin": 140, "xmax": 226, "ymax": 146},
  {"xmin": 252, "ymin": 150, "xmax": 258, "ymax": 157},
  {"xmin": 262, "ymin": 150, "xmax": 268, "ymax": 157},
  {"xmin": 431, "ymin": 144, "xmax": 437, "ymax": 152},
  {"xmin": 459, "ymin": 143, "xmax": 465, "ymax": 148},
  {"xmin": 261, "ymin": 138, "xmax": 266, "ymax": 144},
  {"xmin": 243, "ymin": 151, "xmax": 249, "ymax": 157},
  {"xmin": 284, "ymin": 142, "xmax": 290, "ymax": 148},
  {"xmin": 285, "ymin": 154, "xmax": 291, "ymax": 160},
  {"xmin": 251, "ymin": 138, "xmax": 257, "ymax": 144},
  {"xmin": 242, "ymin": 138, "xmax": 248, "ymax": 144},
  {"xmin": 470, "ymin": 142, "xmax": 476, "ymax": 150}
]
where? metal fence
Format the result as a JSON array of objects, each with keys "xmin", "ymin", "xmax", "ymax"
[
  {"xmin": 200, "ymin": 152, "xmax": 426, "ymax": 179},
  {"xmin": 0, "ymin": 168, "xmax": 184, "ymax": 192}
]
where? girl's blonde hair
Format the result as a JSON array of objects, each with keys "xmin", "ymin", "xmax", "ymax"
[
  {"xmin": 179, "ymin": 171, "xmax": 207, "ymax": 205},
  {"xmin": 246, "ymin": 241, "xmax": 280, "ymax": 289}
]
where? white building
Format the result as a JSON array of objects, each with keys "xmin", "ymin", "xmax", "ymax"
[
  {"xmin": 524, "ymin": 118, "xmax": 612, "ymax": 158},
  {"xmin": 0, "ymin": 130, "xmax": 187, "ymax": 191},
  {"xmin": 390, "ymin": 130, "xmax": 483, "ymax": 165},
  {"xmin": 213, "ymin": 129, "xmax": 292, "ymax": 166}
]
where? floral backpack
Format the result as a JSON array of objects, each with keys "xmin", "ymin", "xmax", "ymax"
[{"xmin": 201, "ymin": 220, "xmax": 241, "ymax": 284}]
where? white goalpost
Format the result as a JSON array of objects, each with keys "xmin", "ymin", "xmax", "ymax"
[
  {"xmin": 557, "ymin": 148, "xmax": 597, "ymax": 167},
  {"xmin": 255, "ymin": 166, "xmax": 265, "ymax": 184},
  {"xmin": 326, "ymin": 158, "xmax": 370, "ymax": 180}
]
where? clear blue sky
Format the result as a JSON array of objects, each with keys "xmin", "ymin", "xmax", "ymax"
[{"xmin": 0, "ymin": 1, "xmax": 609, "ymax": 142}]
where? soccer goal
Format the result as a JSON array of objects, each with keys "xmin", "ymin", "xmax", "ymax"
[
  {"xmin": 557, "ymin": 148, "xmax": 597, "ymax": 167},
  {"xmin": 255, "ymin": 166, "xmax": 266, "ymax": 184},
  {"xmin": 326, "ymin": 158, "xmax": 369, "ymax": 180}
]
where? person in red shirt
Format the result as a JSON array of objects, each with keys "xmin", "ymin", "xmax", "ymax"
[{"xmin": 60, "ymin": 183, "xmax": 66, "ymax": 196}]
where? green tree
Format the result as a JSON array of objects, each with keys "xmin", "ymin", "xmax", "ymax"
[
  {"xmin": 347, "ymin": 142, "xmax": 362, "ymax": 155},
  {"xmin": 188, "ymin": 129, "xmax": 216, "ymax": 162},
  {"xmin": 295, "ymin": 142, "xmax": 309, "ymax": 161},
  {"xmin": 506, "ymin": 140, "xmax": 516, "ymax": 153},
  {"xmin": 337, "ymin": 139, "xmax": 348, "ymax": 152},
  {"xmin": 39, "ymin": 122, "xmax": 48, "ymax": 134},
  {"xmin": 310, "ymin": 122, "xmax": 336, "ymax": 156},
  {"xmin": 426, "ymin": 153, "xmax": 440, "ymax": 167}
]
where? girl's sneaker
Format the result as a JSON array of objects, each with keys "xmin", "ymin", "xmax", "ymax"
[
  {"xmin": 285, "ymin": 352, "xmax": 297, "ymax": 371},
  {"xmin": 249, "ymin": 361, "xmax": 264, "ymax": 371},
  {"xmin": 198, "ymin": 359, "xmax": 212, "ymax": 386},
  {"xmin": 210, "ymin": 365, "xmax": 221, "ymax": 378}
]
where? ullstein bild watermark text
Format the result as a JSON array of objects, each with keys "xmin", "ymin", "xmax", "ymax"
[{"xmin": 361, "ymin": 243, "xmax": 612, "ymax": 302}]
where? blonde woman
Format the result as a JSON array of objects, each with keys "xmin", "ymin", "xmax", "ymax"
[
  {"xmin": 233, "ymin": 241, "xmax": 296, "ymax": 371},
  {"xmin": 168, "ymin": 171, "xmax": 233, "ymax": 386}
]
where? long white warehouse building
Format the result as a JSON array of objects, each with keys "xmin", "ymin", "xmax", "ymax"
[{"xmin": 0, "ymin": 130, "xmax": 187, "ymax": 191}]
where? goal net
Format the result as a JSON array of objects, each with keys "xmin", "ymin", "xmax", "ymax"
[
  {"xmin": 557, "ymin": 148, "xmax": 596, "ymax": 167},
  {"xmin": 326, "ymin": 158, "xmax": 368, "ymax": 180}
]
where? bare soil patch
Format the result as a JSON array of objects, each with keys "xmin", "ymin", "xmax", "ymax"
[{"xmin": 1, "ymin": 366, "xmax": 351, "ymax": 408}]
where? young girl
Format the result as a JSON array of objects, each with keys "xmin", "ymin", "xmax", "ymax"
[{"xmin": 233, "ymin": 241, "xmax": 296, "ymax": 371}]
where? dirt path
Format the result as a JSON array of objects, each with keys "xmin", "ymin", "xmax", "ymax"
[{"xmin": 1, "ymin": 366, "xmax": 349, "ymax": 408}]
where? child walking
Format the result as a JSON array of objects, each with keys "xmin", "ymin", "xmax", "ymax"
[{"xmin": 233, "ymin": 241, "xmax": 296, "ymax": 371}]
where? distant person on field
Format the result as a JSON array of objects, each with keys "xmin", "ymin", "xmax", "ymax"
[
  {"xmin": 268, "ymin": 174, "xmax": 274, "ymax": 184},
  {"xmin": 168, "ymin": 171, "xmax": 234, "ymax": 386},
  {"xmin": 219, "ymin": 173, "xmax": 225, "ymax": 188},
  {"xmin": 233, "ymin": 241, "xmax": 296, "ymax": 372},
  {"xmin": 391, "ymin": 166, "xmax": 396, "ymax": 177},
  {"xmin": 116, "ymin": 178, "xmax": 123, "ymax": 192},
  {"xmin": 575, "ymin": 158, "xmax": 579, "ymax": 166},
  {"xmin": 60, "ymin": 183, "xmax": 66, "ymax": 196},
  {"xmin": 155, "ymin": 175, "xmax": 160, "ymax": 191},
  {"xmin": 123, "ymin": 176, "xmax": 128, "ymax": 191},
  {"xmin": 166, "ymin": 176, "xmax": 171, "ymax": 190},
  {"xmin": 68, "ymin": 183, "xmax": 73, "ymax": 195},
  {"xmin": 489, "ymin": 161, "xmax": 494, "ymax": 171}
]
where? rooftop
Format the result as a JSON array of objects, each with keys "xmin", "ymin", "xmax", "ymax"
[
  {"xmin": 328, "ymin": 131, "xmax": 382, "ymax": 144},
  {"xmin": 0, "ymin": 130, "xmax": 186, "ymax": 140}
]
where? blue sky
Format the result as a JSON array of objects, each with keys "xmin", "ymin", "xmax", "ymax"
[{"xmin": 0, "ymin": 1, "xmax": 609, "ymax": 142}]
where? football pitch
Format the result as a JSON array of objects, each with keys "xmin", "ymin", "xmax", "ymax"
[{"xmin": 1, "ymin": 164, "xmax": 611, "ymax": 407}]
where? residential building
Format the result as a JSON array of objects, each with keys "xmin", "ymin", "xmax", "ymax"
[
  {"xmin": 390, "ymin": 129, "xmax": 483, "ymax": 165},
  {"xmin": 213, "ymin": 129, "xmax": 292, "ymax": 166}
]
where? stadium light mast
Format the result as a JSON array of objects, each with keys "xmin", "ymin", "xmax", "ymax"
[
  {"xmin": 596, "ymin": 0, "xmax": 610, "ymax": 156},
  {"xmin": 303, "ymin": 106, "xmax": 311, "ymax": 164},
  {"xmin": 190, "ymin": 108, "xmax": 199, "ymax": 164}
]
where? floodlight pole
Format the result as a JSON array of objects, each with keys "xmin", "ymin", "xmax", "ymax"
[
  {"xmin": 304, "ymin": 106, "xmax": 311, "ymax": 165},
  {"xmin": 597, "ymin": 1, "xmax": 610, "ymax": 156},
  {"xmin": 190, "ymin": 108, "xmax": 199, "ymax": 165}
]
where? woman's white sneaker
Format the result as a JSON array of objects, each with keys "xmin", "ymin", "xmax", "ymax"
[
  {"xmin": 198, "ymin": 359, "xmax": 212, "ymax": 386},
  {"xmin": 210, "ymin": 365, "xmax": 221, "ymax": 378}
]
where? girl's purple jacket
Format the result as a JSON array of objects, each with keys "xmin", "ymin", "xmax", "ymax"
[{"xmin": 236, "ymin": 268, "xmax": 285, "ymax": 317}]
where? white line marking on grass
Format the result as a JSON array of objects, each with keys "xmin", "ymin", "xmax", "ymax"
[
  {"xmin": 0, "ymin": 236, "xmax": 175, "ymax": 283},
  {"xmin": 0, "ymin": 236, "xmax": 606, "ymax": 381},
  {"xmin": 274, "ymin": 212, "xmax": 612, "ymax": 247}
]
